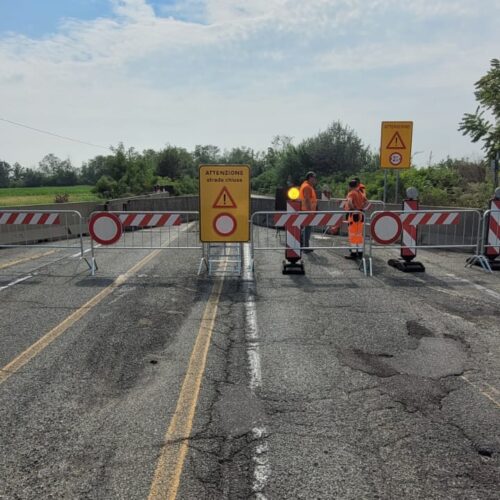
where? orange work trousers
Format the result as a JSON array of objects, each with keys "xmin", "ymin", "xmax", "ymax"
[{"xmin": 347, "ymin": 213, "xmax": 364, "ymax": 250}]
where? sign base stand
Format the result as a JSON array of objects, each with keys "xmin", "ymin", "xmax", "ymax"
[
  {"xmin": 282, "ymin": 260, "xmax": 305, "ymax": 275},
  {"xmin": 388, "ymin": 258, "xmax": 425, "ymax": 272}
]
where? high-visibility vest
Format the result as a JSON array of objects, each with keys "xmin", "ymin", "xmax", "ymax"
[{"xmin": 299, "ymin": 181, "xmax": 317, "ymax": 211}]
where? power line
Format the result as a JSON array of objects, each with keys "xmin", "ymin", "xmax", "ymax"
[{"xmin": 0, "ymin": 117, "xmax": 111, "ymax": 151}]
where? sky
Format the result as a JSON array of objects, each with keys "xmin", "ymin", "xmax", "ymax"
[{"xmin": 0, "ymin": 0, "xmax": 499, "ymax": 169}]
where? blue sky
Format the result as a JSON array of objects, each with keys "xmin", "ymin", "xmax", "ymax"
[{"xmin": 0, "ymin": 0, "xmax": 499, "ymax": 168}]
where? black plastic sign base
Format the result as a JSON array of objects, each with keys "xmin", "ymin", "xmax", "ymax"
[
  {"xmin": 282, "ymin": 260, "xmax": 305, "ymax": 275},
  {"xmin": 388, "ymin": 258, "xmax": 425, "ymax": 273},
  {"xmin": 488, "ymin": 260, "xmax": 500, "ymax": 271}
]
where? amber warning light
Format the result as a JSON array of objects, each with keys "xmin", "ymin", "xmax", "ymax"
[{"xmin": 287, "ymin": 187, "xmax": 300, "ymax": 200}]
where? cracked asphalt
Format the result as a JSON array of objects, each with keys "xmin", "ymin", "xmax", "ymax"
[{"xmin": 0, "ymin": 231, "xmax": 499, "ymax": 499}]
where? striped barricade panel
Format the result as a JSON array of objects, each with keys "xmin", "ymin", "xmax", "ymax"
[
  {"xmin": 401, "ymin": 200, "xmax": 418, "ymax": 259},
  {"xmin": 118, "ymin": 213, "xmax": 182, "ymax": 227},
  {"xmin": 0, "ymin": 212, "xmax": 61, "ymax": 225},
  {"xmin": 273, "ymin": 213, "xmax": 344, "ymax": 227},
  {"xmin": 401, "ymin": 212, "xmax": 461, "ymax": 226},
  {"xmin": 486, "ymin": 201, "xmax": 500, "ymax": 256}
]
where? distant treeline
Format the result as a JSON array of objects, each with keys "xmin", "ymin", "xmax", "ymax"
[{"xmin": 0, "ymin": 121, "xmax": 495, "ymax": 207}]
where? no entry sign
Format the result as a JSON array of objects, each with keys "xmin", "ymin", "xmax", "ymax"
[
  {"xmin": 89, "ymin": 213, "xmax": 123, "ymax": 245},
  {"xmin": 370, "ymin": 212, "xmax": 402, "ymax": 245}
]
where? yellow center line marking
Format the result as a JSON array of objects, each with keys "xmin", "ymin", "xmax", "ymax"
[
  {"xmin": 0, "ymin": 249, "xmax": 163, "ymax": 386},
  {"xmin": 461, "ymin": 376, "xmax": 500, "ymax": 409},
  {"xmin": 148, "ymin": 266, "xmax": 226, "ymax": 500},
  {"xmin": 0, "ymin": 250, "xmax": 57, "ymax": 270}
]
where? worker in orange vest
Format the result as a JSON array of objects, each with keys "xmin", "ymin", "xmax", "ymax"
[
  {"xmin": 354, "ymin": 177, "xmax": 366, "ymax": 195},
  {"xmin": 299, "ymin": 171, "xmax": 318, "ymax": 253},
  {"xmin": 344, "ymin": 179, "xmax": 367, "ymax": 259}
]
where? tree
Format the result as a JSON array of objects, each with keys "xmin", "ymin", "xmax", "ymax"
[
  {"xmin": 38, "ymin": 154, "xmax": 78, "ymax": 186},
  {"xmin": 459, "ymin": 58, "xmax": 500, "ymax": 160},
  {"xmin": 0, "ymin": 160, "xmax": 11, "ymax": 187},
  {"xmin": 156, "ymin": 146, "xmax": 195, "ymax": 179}
]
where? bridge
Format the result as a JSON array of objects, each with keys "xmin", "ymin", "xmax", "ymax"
[{"xmin": 0, "ymin": 193, "xmax": 499, "ymax": 499}]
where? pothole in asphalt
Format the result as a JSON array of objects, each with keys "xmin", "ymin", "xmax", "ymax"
[
  {"xmin": 477, "ymin": 446, "xmax": 494, "ymax": 458},
  {"xmin": 150, "ymin": 359, "xmax": 158, "ymax": 365},
  {"xmin": 386, "ymin": 337, "xmax": 468, "ymax": 379},
  {"xmin": 406, "ymin": 320, "xmax": 434, "ymax": 339},
  {"xmin": 339, "ymin": 349, "xmax": 398, "ymax": 378}
]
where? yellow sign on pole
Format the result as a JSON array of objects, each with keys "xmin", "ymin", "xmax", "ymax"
[
  {"xmin": 199, "ymin": 164, "xmax": 250, "ymax": 242},
  {"xmin": 380, "ymin": 121, "xmax": 413, "ymax": 169}
]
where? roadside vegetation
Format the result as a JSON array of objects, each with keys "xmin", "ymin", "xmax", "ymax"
[
  {"xmin": 0, "ymin": 186, "xmax": 98, "ymax": 207},
  {"xmin": 1, "ymin": 59, "xmax": 498, "ymax": 208}
]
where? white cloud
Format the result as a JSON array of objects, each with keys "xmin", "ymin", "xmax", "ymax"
[{"xmin": 0, "ymin": 0, "xmax": 498, "ymax": 167}]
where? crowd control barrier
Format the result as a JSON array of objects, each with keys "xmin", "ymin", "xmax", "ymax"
[
  {"xmin": 366, "ymin": 209, "xmax": 483, "ymax": 276},
  {"xmin": 469, "ymin": 205, "xmax": 500, "ymax": 272},
  {"xmin": 250, "ymin": 210, "xmax": 368, "ymax": 274},
  {"xmin": 88, "ymin": 211, "xmax": 201, "ymax": 275},
  {"xmin": 0, "ymin": 209, "xmax": 85, "ymax": 258}
]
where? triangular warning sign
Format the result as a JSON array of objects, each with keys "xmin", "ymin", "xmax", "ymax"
[
  {"xmin": 213, "ymin": 187, "xmax": 237, "ymax": 209},
  {"xmin": 386, "ymin": 132, "xmax": 406, "ymax": 149}
]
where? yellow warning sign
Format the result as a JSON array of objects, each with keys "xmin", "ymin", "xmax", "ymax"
[
  {"xmin": 380, "ymin": 121, "xmax": 413, "ymax": 169},
  {"xmin": 199, "ymin": 165, "xmax": 250, "ymax": 242}
]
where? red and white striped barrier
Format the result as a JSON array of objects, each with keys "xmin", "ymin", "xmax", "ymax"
[
  {"xmin": 486, "ymin": 200, "xmax": 500, "ymax": 257},
  {"xmin": 401, "ymin": 199, "xmax": 418, "ymax": 259},
  {"xmin": 274, "ymin": 212, "xmax": 344, "ymax": 228},
  {"xmin": 283, "ymin": 201, "xmax": 301, "ymax": 260},
  {"xmin": 401, "ymin": 212, "xmax": 461, "ymax": 226},
  {"xmin": 0, "ymin": 211, "xmax": 61, "ymax": 225},
  {"xmin": 370, "ymin": 209, "xmax": 462, "ymax": 247},
  {"xmin": 118, "ymin": 213, "xmax": 181, "ymax": 227}
]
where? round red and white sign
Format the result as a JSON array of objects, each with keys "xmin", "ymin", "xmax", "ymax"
[
  {"xmin": 213, "ymin": 213, "xmax": 236, "ymax": 237},
  {"xmin": 371, "ymin": 212, "xmax": 402, "ymax": 245},
  {"xmin": 89, "ymin": 213, "xmax": 123, "ymax": 245},
  {"xmin": 389, "ymin": 152, "xmax": 402, "ymax": 166}
]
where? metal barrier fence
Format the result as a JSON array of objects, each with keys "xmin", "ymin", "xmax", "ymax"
[
  {"xmin": 0, "ymin": 209, "xmax": 85, "ymax": 257},
  {"xmin": 469, "ymin": 208, "xmax": 500, "ymax": 272},
  {"xmin": 250, "ymin": 210, "xmax": 368, "ymax": 273},
  {"xmin": 89, "ymin": 211, "xmax": 201, "ymax": 275},
  {"xmin": 366, "ymin": 209, "xmax": 483, "ymax": 276}
]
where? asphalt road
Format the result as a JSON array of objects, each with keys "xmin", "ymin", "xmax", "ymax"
[{"xmin": 0, "ymin": 229, "xmax": 499, "ymax": 499}]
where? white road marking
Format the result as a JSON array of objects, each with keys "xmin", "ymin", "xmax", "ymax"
[
  {"xmin": 243, "ymin": 244, "xmax": 270, "ymax": 499},
  {"xmin": 0, "ymin": 274, "xmax": 33, "ymax": 291},
  {"xmin": 446, "ymin": 273, "xmax": 500, "ymax": 301}
]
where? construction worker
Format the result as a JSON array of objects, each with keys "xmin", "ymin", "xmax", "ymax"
[
  {"xmin": 344, "ymin": 179, "xmax": 367, "ymax": 259},
  {"xmin": 354, "ymin": 177, "xmax": 366, "ymax": 195},
  {"xmin": 299, "ymin": 171, "xmax": 318, "ymax": 253}
]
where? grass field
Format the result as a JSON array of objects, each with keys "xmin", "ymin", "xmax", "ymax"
[{"xmin": 0, "ymin": 185, "xmax": 100, "ymax": 207}]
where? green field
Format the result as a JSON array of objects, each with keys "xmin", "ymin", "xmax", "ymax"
[{"xmin": 0, "ymin": 185, "xmax": 100, "ymax": 207}]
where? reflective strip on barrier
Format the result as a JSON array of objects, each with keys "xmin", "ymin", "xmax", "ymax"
[
  {"xmin": 486, "ymin": 202, "xmax": 500, "ymax": 256},
  {"xmin": 285, "ymin": 201, "xmax": 301, "ymax": 260},
  {"xmin": 118, "ymin": 213, "xmax": 182, "ymax": 227},
  {"xmin": 0, "ymin": 212, "xmax": 61, "ymax": 225},
  {"xmin": 401, "ymin": 200, "xmax": 418, "ymax": 258},
  {"xmin": 401, "ymin": 212, "xmax": 461, "ymax": 226},
  {"xmin": 274, "ymin": 213, "xmax": 344, "ymax": 227}
]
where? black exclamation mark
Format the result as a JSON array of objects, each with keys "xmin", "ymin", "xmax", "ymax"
[{"xmin": 223, "ymin": 193, "xmax": 227, "ymax": 205}]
